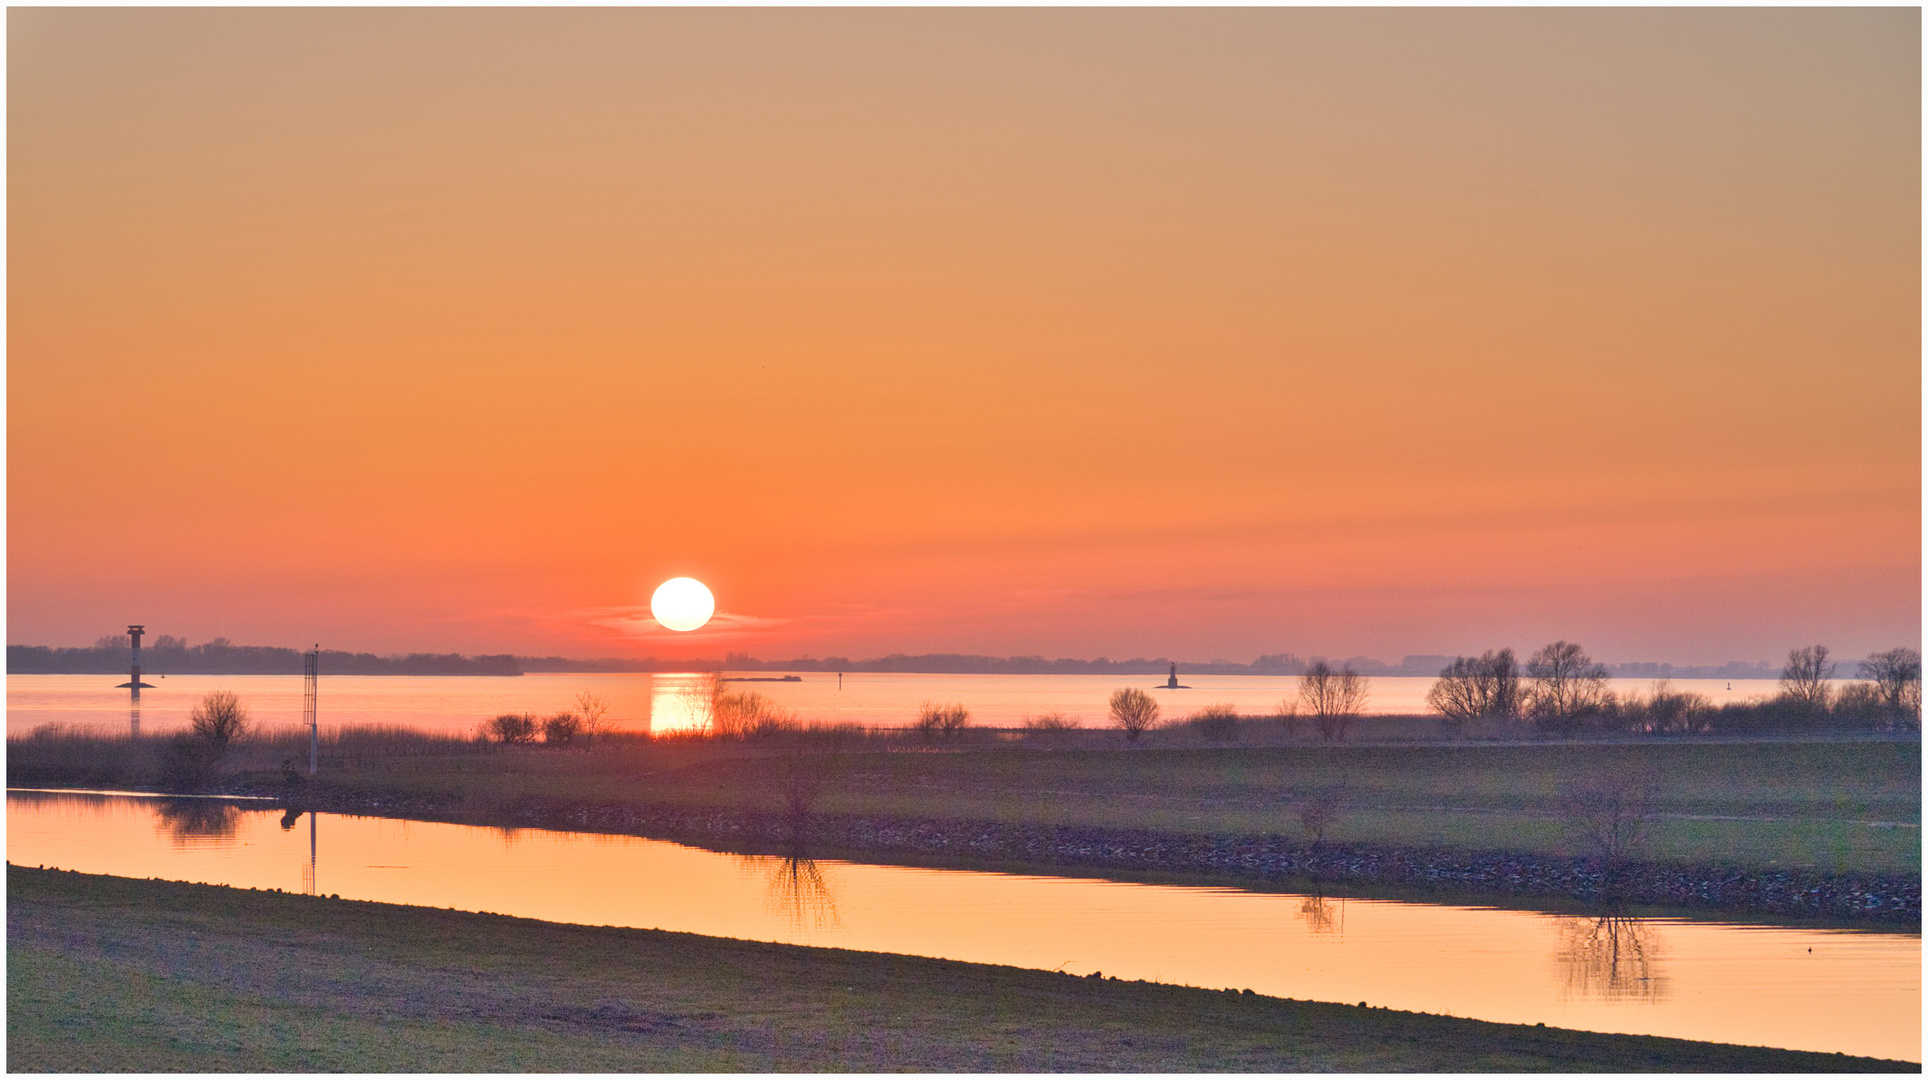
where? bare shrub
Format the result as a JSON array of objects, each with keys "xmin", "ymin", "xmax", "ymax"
[
  {"xmin": 773, "ymin": 725, "xmax": 851, "ymax": 822},
  {"xmin": 189, "ymin": 690, "xmax": 251, "ymax": 750},
  {"xmin": 1618, "ymin": 680, "xmax": 1714, "ymax": 735},
  {"xmin": 1832, "ymin": 681, "xmax": 1888, "ymax": 731},
  {"xmin": 486, "ymin": 713, "xmax": 539, "ymax": 745},
  {"xmin": 1292, "ymin": 789, "xmax": 1345, "ymax": 846},
  {"xmin": 1425, "ymin": 649, "xmax": 1519, "ymax": 733},
  {"xmin": 1779, "ymin": 644, "xmax": 1835, "ymax": 712},
  {"xmin": 1108, "ymin": 687, "xmax": 1160, "ymax": 743},
  {"xmin": 1187, "ymin": 702, "xmax": 1241, "ymax": 743},
  {"xmin": 159, "ymin": 690, "xmax": 252, "ymax": 791},
  {"xmin": 1560, "ymin": 761, "xmax": 1661, "ymax": 889},
  {"xmin": 541, "ymin": 711, "xmax": 583, "ymax": 747},
  {"xmin": 1276, "ymin": 700, "xmax": 1300, "ymax": 739},
  {"xmin": 713, "ymin": 688, "xmax": 797, "ymax": 740},
  {"xmin": 1022, "ymin": 712, "xmax": 1082, "ymax": 744},
  {"xmin": 1298, "ymin": 661, "xmax": 1368, "ymax": 742},
  {"xmin": 1524, "ymin": 642, "xmax": 1612, "ymax": 736},
  {"xmin": 1858, "ymin": 647, "xmax": 1922, "ymax": 729},
  {"xmin": 914, "ymin": 702, "xmax": 970, "ymax": 744},
  {"xmin": 574, "ymin": 690, "xmax": 612, "ymax": 745}
]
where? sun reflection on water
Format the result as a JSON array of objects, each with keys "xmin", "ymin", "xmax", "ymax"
[{"xmin": 648, "ymin": 673, "xmax": 714, "ymax": 735}]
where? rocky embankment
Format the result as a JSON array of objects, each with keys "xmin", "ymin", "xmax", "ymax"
[{"xmin": 253, "ymin": 783, "xmax": 1920, "ymax": 927}]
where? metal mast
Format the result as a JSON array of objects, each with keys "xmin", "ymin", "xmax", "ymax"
[{"xmin": 304, "ymin": 645, "xmax": 320, "ymax": 775}]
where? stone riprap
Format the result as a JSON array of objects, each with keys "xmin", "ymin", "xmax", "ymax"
[{"xmin": 240, "ymin": 783, "xmax": 1920, "ymax": 927}]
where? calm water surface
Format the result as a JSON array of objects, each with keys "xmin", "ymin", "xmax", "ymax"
[
  {"xmin": 8, "ymin": 672, "xmax": 1793, "ymax": 737},
  {"xmin": 7, "ymin": 791, "xmax": 1917, "ymax": 1062}
]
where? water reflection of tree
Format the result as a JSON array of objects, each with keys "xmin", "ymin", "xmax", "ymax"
[
  {"xmin": 155, "ymin": 799, "xmax": 240, "ymax": 844},
  {"xmin": 1553, "ymin": 914, "xmax": 1670, "ymax": 1001},
  {"xmin": 737, "ymin": 850, "xmax": 842, "ymax": 932},
  {"xmin": 1297, "ymin": 892, "xmax": 1344, "ymax": 935}
]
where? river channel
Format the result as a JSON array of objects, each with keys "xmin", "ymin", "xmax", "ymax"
[{"xmin": 7, "ymin": 790, "xmax": 1918, "ymax": 1062}]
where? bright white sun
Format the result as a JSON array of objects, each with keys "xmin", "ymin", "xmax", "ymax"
[{"xmin": 650, "ymin": 577, "xmax": 715, "ymax": 632}]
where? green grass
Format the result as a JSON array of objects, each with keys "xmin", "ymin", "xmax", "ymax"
[
  {"xmin": 12, "ymin": 731, "xmax": 1920, "ymax": 875},
  {"xmin": 283, "ymin": 738, "xmax": 1922, "ymax": 875},
  {"xmin": 8, "ymin": 866, "xmax": 1911, "ymax": 1072}
]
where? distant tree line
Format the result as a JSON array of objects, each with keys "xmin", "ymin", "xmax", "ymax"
[
  {"xmin": 5, "ymin": 634, "xmax": 1851, "ymax": 687},
  {"xmin": 8, "ymin": 638, "xmax": 522, "ymax": 677},
  {"xmin": 520, "ymin": 650, "xmax": 1784, "ymax": 678},
  {"xmin": 1423, "ymin": 641, "xmax": 1921, "ymax": 736}
]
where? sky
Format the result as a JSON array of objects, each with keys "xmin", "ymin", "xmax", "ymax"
[{"xmin": 8, "ymin": 8, "xmax": 1920, "ymax": 666}]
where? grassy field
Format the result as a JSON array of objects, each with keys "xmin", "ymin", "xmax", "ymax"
[
  {"xmin": 8, "ymin": 866, "xmax": 1910, "ymax": 1072},
  {"xmin": 286, "ymin": 737, "xmax": 1920, "ymax": 874},
  {"xmin": 12, "ymin": 729, "xmax": 1919, "ymax": 875}
]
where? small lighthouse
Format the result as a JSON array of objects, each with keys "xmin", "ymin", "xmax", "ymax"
[{"xmin": 115, "ymin": 625, "xmax": 155, "ymax": 692}]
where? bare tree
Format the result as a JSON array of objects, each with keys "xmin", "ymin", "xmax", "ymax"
[
  {"xmin": 1559, "ymin": 760, "xmax": 1660, "ymax": 891},
  {"xmin": 1858, "ymin": 647, "xmax": 1922, "ymax": 728},
  {"xmin": 1108, "ymin": 687, "xmax": 1160, "ymax": 743},
  {"xmin": 574, "ymin": 690, "xmax": 612, "ymax": 745},
  {"xmin": 1524, "ymin": 642, "xmax": 1611, "ymax": 735},
  {"xmin": 161, "ymin": 691, "xmax": 252, "ymax": 791},
  {"xmin": 773, "ymin": 725, "xmax": 851, "ymax": 823},
  {"xmin": 1424, "ymin": 649, "xmax": 1519, "ymax": 732},
  {"xmin": 189, "ymin": 690, "xmax": 251, "ymax": 750},
  {"xmin": 1293, "ymin": 788, "xmax": 1345, "ymax": 846},
  {"xmin": 1779, "ymin": 644, "xmax": 1835, "ymax": 711},
  {"xmin": 1298, "ymin": 661, "xmax": 1368, "ymax": 741}
]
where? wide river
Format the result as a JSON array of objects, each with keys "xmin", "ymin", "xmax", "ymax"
[
  {"xmin": 9, "ymin": 672, "xmax": 1792, "ymax": 737},
  {"xmin": 7, "ymin": 790, "xmax": 1917, "ymax": 1062}
]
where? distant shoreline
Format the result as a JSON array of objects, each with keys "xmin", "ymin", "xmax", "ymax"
[{"xmin": 7, "ymin": 642, "xmax": 1794, "ymax": 681}]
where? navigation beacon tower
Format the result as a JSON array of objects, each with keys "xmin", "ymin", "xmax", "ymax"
[
  {"xmin": 115, "ymin": 624, "xmax": 155, "ymax": 736},
  {"xmin": 114, "ymin": 624, "xmax": 155, "ymax": 693}
]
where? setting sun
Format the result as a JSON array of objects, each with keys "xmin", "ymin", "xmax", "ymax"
[{"xmin": 650, "ymin": 577, "xmax": 715, "ymax": 632}]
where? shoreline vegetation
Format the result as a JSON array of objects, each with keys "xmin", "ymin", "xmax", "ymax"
[
  {"xmin": 7, "ymin": 867, "xmax": 1913, "ymax": 1072},
  {"xmin": 10, "ymin": 637, "xmax": 1796, "ymax": 679}
]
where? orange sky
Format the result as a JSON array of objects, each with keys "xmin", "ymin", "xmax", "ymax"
[{"xmin": 9, "ymin": 8, "xmax": 1920, "ymax": 664}]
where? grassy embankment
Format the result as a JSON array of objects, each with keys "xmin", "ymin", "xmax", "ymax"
[
  {"xmin": 11, "ymin": 726, "xmax": 1919, "ymax": 877},
  {"xmin": 9, "ymin": 866, "xmax": 1911, "ymax": 1072}
]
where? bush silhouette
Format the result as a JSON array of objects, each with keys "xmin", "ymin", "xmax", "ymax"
[
  {"xmin": 542, "ymin": 712, "xmax": 582, "ymax": 746},
  {"xmin": 1108, "ymin": 688, "xmax": 1160, "ymax": 743},
  {"xmin": 486, "ymin": 713, "xmax": 539, "ymax": 745}
]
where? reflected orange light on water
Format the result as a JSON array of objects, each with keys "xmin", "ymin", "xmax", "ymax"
[
  {"xmin": 7, "ymin": 792, "xmax": 1919, "ymax": 1063},
  {"xmin": 646, "ymin": 673, "xmax": 713, "ymax": 735}
]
